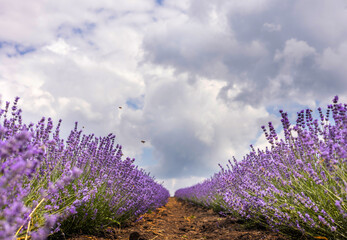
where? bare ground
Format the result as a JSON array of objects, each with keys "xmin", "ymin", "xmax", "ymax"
[{"xmin": 66, "ymin": 197, "xmax": 292, "ymax": 240}]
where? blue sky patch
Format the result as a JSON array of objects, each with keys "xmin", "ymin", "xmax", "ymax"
[
  {"xmin": 138, "ymin": 147, "xmax": 157, "ymax": 166},
  {"xmin": 56, "ymin": 22, "xmax": 96, "ymax": 40},
  {"xmin": 0, "ymin": 41, "xmax": 36, "ymax": 57},
  {"xmin": 72, "ymin": 22, "xmax": 96, "ymax": 37},
  {"xmin": 15, "ymin": 44, "xmax": 36, "ymax": 55},
  {"xmin": 156, "ymin": 0, "xmax": 164, "ymax": 5},
  {"xmin": 126, "ymin": 96, "xmax": 144, "ymax": 110}
]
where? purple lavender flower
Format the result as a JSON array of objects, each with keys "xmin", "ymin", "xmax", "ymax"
[
  {"xmin": 175, "ymin": 96, "xmax": 347, "ymax": 240},
  {"xmin": 1, "ymin": 97, "xmax": 169, "ymax": 239}
]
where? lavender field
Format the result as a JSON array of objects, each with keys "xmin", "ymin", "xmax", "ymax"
[
  {"xmin": 176, "ymin": 96, "xmax": 346, "ymax": 240},
  {"xmin": 0, "ymin": 97, "xmax": 170, "ymax": 239},
  {"xmin": 1, "ymin": 96, "xmax": 346, "ymax": 240}
]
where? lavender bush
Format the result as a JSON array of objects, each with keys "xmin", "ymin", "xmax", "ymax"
[
  {"xmin": 0, "ymin": 97, "xmax": 169, "ymax": 240},
  {"xmin": 175, "ymin": 96, "xmax": 346, "ymax": 240}
]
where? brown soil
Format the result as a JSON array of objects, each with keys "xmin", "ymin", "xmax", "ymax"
[{"xmin": 67, "ymin": 197, "xmax": 291, "ymax": 240}]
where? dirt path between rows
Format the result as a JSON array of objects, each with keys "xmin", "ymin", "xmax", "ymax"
[{"xmin": 68, "ymin": 197, "xmax": 290, "ymax": 240}]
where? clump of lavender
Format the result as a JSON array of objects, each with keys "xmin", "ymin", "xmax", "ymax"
[
  {"xmin": 0, "ymin": 97, "xmax": 60, "ymax": 240},
  {"xmin": 0, "ymin": 97, "xmax": 169, "ymax": 239},
  {"xmin": 175, "ymin": 96, "xmax": 346, "ymax": 240}
]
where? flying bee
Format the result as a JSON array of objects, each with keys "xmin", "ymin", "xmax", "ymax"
[
  {"xmin": 118, "ymin": 107, "xmax": 122, "ymax": 109},
  {"xmin": 141, "ymin": 140, "xmax": 145, "ymax": 144}
]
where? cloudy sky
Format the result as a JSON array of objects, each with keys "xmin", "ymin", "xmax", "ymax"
[{"xmin": 1, "ymin": 0, "xmax": 347, "ymax": 195}]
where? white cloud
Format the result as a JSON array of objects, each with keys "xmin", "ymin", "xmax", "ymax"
[
  {"xmin": 1, "ymin": 0, "xmax": 346, "ymax": 194},
  {"xmin": 136, "ymin": 70, "xmax": 271, "ymax": 179},
  {"xmin": 274, "ymin": 38, "xmax": 316, "ymax": 69},
  {"xmin": 164, "ymin": 0, "xmax": 191, "ymax": 10},
  {"xmin": 318, "ymin": 42, "xmax": 347, "ymax": 78},
  {"xmin": 262, "ymin": 22, "xmax": 281, "ymax": 32},
  {"xmin": 293, "ymin": 0, "xmax": 347, "ymax": 45},
  {"xmin": 57, "ymin": 97, "xmax": 103, "ymax": 121},
  {"xmin": 45, "ymin": 38, "xmax": 77, "ymax": 55},
  {"xmin": 159, "ymin": 176, "xmax": 206, "ymax": 196}
]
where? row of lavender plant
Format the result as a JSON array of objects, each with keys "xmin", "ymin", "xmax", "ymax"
[
  {"xmin": 0, "ymin": 97, "xmax": 170, "ymax": 240},
  {"xmin": 175, "ymin": 96, "xmax": 346, "ymax": 240}
]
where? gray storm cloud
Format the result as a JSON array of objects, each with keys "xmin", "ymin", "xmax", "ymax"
[{"xmin": 143, "ymin": 0, "xmax": 347, "ymax": 106}]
